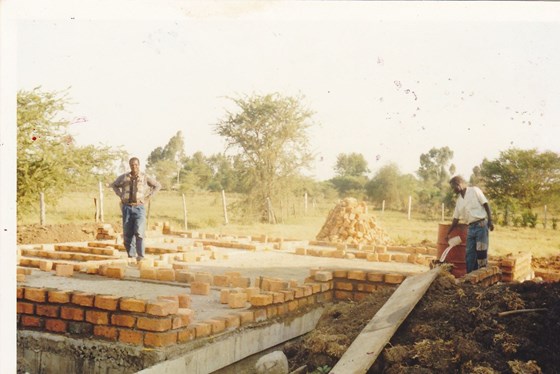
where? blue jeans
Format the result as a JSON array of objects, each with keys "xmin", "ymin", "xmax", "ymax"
[
  {"xmin": 466, "ymin": 219, "xmax": 489, "ymax": 273},
  {"xmin": 122, "ymin": 204, "xmax": 146, "ymax": 259}
]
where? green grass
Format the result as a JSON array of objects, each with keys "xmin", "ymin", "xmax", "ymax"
[{"xmin": 18, "ymin": 190, "xmax": 559, "ymax": 258}]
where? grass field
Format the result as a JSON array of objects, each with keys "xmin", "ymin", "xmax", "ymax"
[{"xmin": 19, "ymin": 190, "xmax": 560, "ymax": 258}]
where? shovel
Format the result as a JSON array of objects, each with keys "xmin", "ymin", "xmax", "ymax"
[{"xmin": 436, "ymin": 236, "xmax": 462, "ymax": 264}]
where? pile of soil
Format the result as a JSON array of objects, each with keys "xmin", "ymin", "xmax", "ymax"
[
  {"xmin": 17, "ymin": 222, "xmax": 121, "ymax": 245},
  {"xmin": 285, "ymin": 272, "xmax": 560, "ymax": 373}
]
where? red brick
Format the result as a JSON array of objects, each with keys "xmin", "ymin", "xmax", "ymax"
[
  {"xmin": 250, "ymin": 294, "xmax": 273, "ymax": 306},
  {"xmin": 85, "ymin": 310, "xmax": 110, "ymax": 325},
  {"xmin": 144, "ymin": 331, "xmax": 177, "ymax": 347},
  {"xmin": 55, "ymin": 264, "xmax": 74, "ymax": 277},
  {"xmin": 137, "ymin": 316, "xmax": 172, "ymax": 332},
  {"xmin": 212, "ymin": 275, "xmax": 230, "ymax": 287},
  {"xmin": 94, "ymin": 295, "xmax": 120, "ymax": 311},
  {"xmin": 347, "ymin": 270, "xmax": 367, "ymax": 281},
  {"xmin": 254, "ymin": 308, "xmax": 267, "ymax": 322},
  {"xmin": 192, "ymin": 322, "xmax": 211, "ymax": 338},
  {"xmin": 45, "ymin": 318, "xmax": 67, "ymax": 333},
  {"xmin": 118, "ymin": 329, "xmax": 144, "ymax": 345},
  {"xmin": 17, "ymin": 287, "xmax": 24, "ymax": 299},
  {"xmin": 48, "ymin": 290, "xmax": 71, "ymax": 304},
  {"xmin": 384, "ymin": 273, "xmax": 405, "ymax": 284},
  {"xmin": 287, "ymin": 300, "xmax": 299, "ymax": 312},
  {"xmin": 237, "ymin": 310, "xmax": 254, "ymax": 325},
  {"xmin": 106, "ymin": 267, "xmax": 125, "ymax": 279},
  {"xmin": 172, "ymin": 308, "xmax": 194, "ymax": 329},
  {"xmin": 94, "ymin": 325, "xmax": 119, "ymax": 341},
  {"xmin": 207, "ymin": 318, "xmax": 227, "ymax": 334},
  {"xmin": 335, "ymin": 281, "xmax": 354, "ymax": 291},
  {"xmin": 177, "ymin": 294, "xmax": 191, "ymax": 308},
  {"xmin": 190, "ymin": 282, "xmax": 211, "ymax": 295},
  {"xmin": 25, "ymin": 288, "xmax": 47, "ymax": 303},
  {"xmin": 223, "ymin": 314, "xmax": 241, "ymax": 329},
  {"xmin": 156, "ymin": 268, "xmax": 175, "ymax": 281},
  {"xmin": 177, "ymin": 326, "xmax": 195, "ymax": 342},
  {"xmin": 72, "ymin": 292, "xmax": 95, "ymax": 307},
  {"xmin": 60, "ymin": 306, "xmax": 84, "ymax": 321},
  {"xmin": 367, "ymin": 272, "xmax": 384, "ymax": 282},
  {"xmin": 266, "ymin": 305, "xmax": 278, "ymax": 318},
  {"xmin": 120, "ymin": 298, "xmax": 146, "ymax": 313},
  {"xmin": 36, "ymin": 304, "xmax": 60, "ymax": 318},
  {"xmin": 228, "ymin": 292, "xmax": 248, "ymax": 309},
  {"xmin": 17, "ymin": 302, "xmax": 34, "ymax": 314},
  {"xmin": 21, "ymin": 315, "xmax": 43, "ymax": 328},
  {"xmin": 140, "ymin": 268, "xmax": 157, "ymax": 280},
  {"xmin": 146, "ymin": 300, "xmax": 178, "ymax": 316},
  {"xmin": 111, "ymin": 314, "xmax": 136, "ymax": 328}
]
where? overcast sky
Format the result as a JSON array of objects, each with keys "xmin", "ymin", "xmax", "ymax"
[{"xmin": 8, "ymin": 1, "xmax": 560, "ymax": 182}]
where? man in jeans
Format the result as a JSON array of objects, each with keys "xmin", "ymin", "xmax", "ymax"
[
  {"xmin": 111, "ymin": 157, "xmax": 161, "ymax": 263},
  {"xmin": 446, "ymin": 175, "xmax": 494, "ymax": 273}
]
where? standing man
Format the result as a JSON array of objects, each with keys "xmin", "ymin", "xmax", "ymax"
[
  {"xmin": 446, "ymin": 175, "xmax": 494, "ymax": 273},
  {"xmin": 111, "ymin": 157, "xmax": 161, "ymax": 263}
]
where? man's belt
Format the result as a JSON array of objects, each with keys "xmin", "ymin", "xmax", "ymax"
[
  {"xmin": 125, "ymin": 202, "xmax": 144, "ymax": 206},
  {"xmin": 469, "ymin": 218, "xmax": 486, "ymax": 226}
]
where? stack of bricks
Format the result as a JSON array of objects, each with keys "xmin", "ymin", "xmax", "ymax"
[
  {"xmin": 460, "ymin": 266, "xmax": 501, "ymax": 286},
  {"xmin": 499, "ymin": 252, "xmax": 534, "ymax": 282},
  {"xmin": 315, "ymin": 197, "xmax": 391, "ymax": 246},
  {"xmin": 96, "ymin": 224, "xmax": 117, "ymax": 240}
]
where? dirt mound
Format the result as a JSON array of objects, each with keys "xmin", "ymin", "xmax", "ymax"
[
  {"xmin": 315, "ymin": 198, "xmax": 391, "ymax": 246},
  {"xmin": 17, "ymin": 222, "xmax": 121, "ymax": 245},
  {"xmin": 285, "ymin": 272, "xmax": 560, "ymax": 373}
]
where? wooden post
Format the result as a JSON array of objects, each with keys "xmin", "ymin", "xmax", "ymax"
[
  {"xmin": 381, "ymin": 200, "xmax": 385, "ymax": 214},
  {"xmin": 221, "ymin": 190, "xmax": 229, "ymax": 225},
  {"xmin": 441, "ymin": 203, "xmax": 445, "ymax": 221},
  {"xmin": 182, "ymin": 193, "xmax": 188, "ymax": 230},
  {"xmin": 94, "ymin": 197, "xmax": 99, "ymax": 222},
  {"xmin": 304, "ymin": 192, "xmax": 308, "ymax": 215},
  {"xmin": 39, "ymin": 192, "xmax": 46, "ymax": 226},
  {"xmin": 544, "ymin": 205, "xmax": 547, "ymax": 229},
  {"xmin": 407, "ymin": 196, "xmax": 412, "ymax": 220},
  {"xmin": 98, "ymin": 181, "xmax": 104, "ymax": 223}
]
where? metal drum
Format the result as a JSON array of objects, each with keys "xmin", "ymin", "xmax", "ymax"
[{"xmin": 437, "ymin": 223, "xmax": 468, "ymax": 278}]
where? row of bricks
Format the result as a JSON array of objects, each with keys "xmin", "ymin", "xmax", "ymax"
[
  {"xmin": 17, "ymin": 287, "xmax": 190, "ymax": 316},
  {"xmin": 307, "ymin": 241, "xmax": 437, "ymax": 255},
  {"xmin": 19, "ymin": 249, "xmax": 119, "ymax": 261},
  {"xmin": 295, "ymin": 248, "xmax": 435, "ymax": 265},
  {"xmin": 309, "ymin": 269, "xmax": 407, "ymax": 283}
]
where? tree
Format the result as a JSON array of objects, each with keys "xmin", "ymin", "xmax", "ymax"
[
  {"xmin": 334, "ymin": 153, "xmax": 370, "ymax": 177},
  {"xmin": 365, "ymin": 163, "xmax": 417, "ymax": 210},
  {"xmin": 417, "ymin": 146, "xmax": 456, "ymax": 215},
  {"xmin": 146, "ymin": 131, "xmax": 186, "ymax": 189},
  {"xmin": 479, "ymin": 148, "xmax": 560, "ymax": 212},
  {"xmin": 17, "ymin": 88, "xmax": 125, "ymax": 214},
  {"xmin": 214, "ymin": 93, "xmax": 315, "ymax": 222}
]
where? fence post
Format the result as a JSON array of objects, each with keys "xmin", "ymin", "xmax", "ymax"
[
  {"xmin": 221, "ymin": 190, "xmax": 229, "ymax": 225},
  {"xmin": 407, "ymin": 196, "xmax": 412, "ymax": 220},
  {"xmin": 94, "ymin": 198, "xmax": 99, "ymax": 222},
  {"xmin": 304, "ymin": 192, "xmax": 308, "ymax": 215},
  {"xmin": 544, "ymin": 205, "xmax": 547, "ymax": 229},
  {"xmin": 98, "ymin": 181, "xmax": 104, "ymax": 223},
  {"xmin": 39, "ymin": 192, "xmax": 46, "ymax": 226},
  {"xmin": 182, "ymin": 193, "xmax": 188, "ymax": 231}
]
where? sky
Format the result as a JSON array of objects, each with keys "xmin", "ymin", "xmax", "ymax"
[
  {"xmin": 8, "ymin": 0, "xmax": 560, "ymax": 182},
  {"xmin": 1, "ymin": 1, "xmax": 560, "ymax": 370}
]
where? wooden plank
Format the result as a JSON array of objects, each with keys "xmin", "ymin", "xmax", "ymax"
[{"xmin": 331, "ymin": 267, "xmax": 442, "ymax": 374}]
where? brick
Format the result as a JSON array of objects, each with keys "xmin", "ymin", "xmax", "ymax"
[
  {"xmin": 393, "ymin": 254, "xmax": 409, "ymax": 263},
  {"xmin": 111, "ymin": 314, "xmax": 136, "ymax": 328},
  {"xmin": 17, "ymin": 302, "xmax": 35, "ymax": 315},
  {"xmin": 237, "ymin": 311, "xmax": 254, "ymax": 325},
  {"xmin": 119, "ymin": 329, "xmax": 144, "ymax": 345},
  {"xmin": 177, "ymin": 326, "xmax": 196, "ymax": 343},
  {"xmin": 146, "ymin": 300, "xmax": 179, "ymax": 316},
  {"xmin": 36, "ymin": 304, "xmax": 60, "ymax": 318},
  {"xmin": 25, "ymin": 287, "xmax": 47, "ymax": 303},
  {"xmin": 191, "ymin": 282, "xmax": 211, "ymax": 296},
  {"xmin": 314, "ymin": 271, "xmax": 333, "ymax": 282},
  {"xmin": 68, "ymin": 321, "xmax": 93, "ymax": 335},
  {"xmin": 140, "ymin": 268, "xmax": 157, "ymax": 280},
  {"xmin": 17, "ymin": 287, "xmax": 24, "ymax": 299},
  {"xmin": 158, "ymin": 295, "xmax": 179, "ymax": 303},
  {"xmin": 175, "ymin": 271, "xmax": 194, "ymax": 283},
  {"xmin": 297, "ymin": 298, "xmax": 308, "ymax": 308},
  {"xmin": 245, "ymin": 287, "xmax": 261, "ymax": 298},
  {"xmin": 250, "ymin": 294, "xmax": 273, "ymax": 306},
  {"xmin": 72, "ymin": 292, "xmax": 95, "ymax": 307},
  {"xmin": 223, "ymin": 314, "xmax": 241, "ymax": 329},
  {"xmin": 334, "ymin": 290, "xmax": 353, "ymax": 300},
  {"xmin": 335, "ymin": 281, "xmax": 353, "ymax": 291},
  {"xmin": 268, "ymin": 280, "xmax": 288, "ymax": 292},
  {"xmin": 45, "ymin": 318, "xmax": 67, "ymax": 333},
  {"xmin": 279, "ymin": 290, "xmax": 295, "ymax": 301},
  {"xmin": 94, "ymin": 295, "xmax": 120, "ymax": 311},
  {"xmin": 366, "ymin": 253, "xmax": 379, "ymax": 262},
  {"xmin": 367, "ymin": 272, "xmax": 384, "ymax": 282},
  {"xmin": 47, "ymin": 290, "xmax": 71, "ymax": 304},
  {"xmin": 172, "ymin": 308, "xmax": 194, "ymax": 329},
  {"xmin": 220, "ymin": 289, "xmax": 231, "ymax": 304},
  {"xmin": 156, "ymin": 268, "xmax": 175, "ymax": 281},
  {"xmin": 333, "ymin": 270, "xmax": 348, "ymax": 278},
  {"xmin": 85, "ymin": 310, "xmax": 109, "ymax": 325},
  {"xmin": 39, "ymin": 260, "xmax": 53, "ymax": 272},
  {"xmin": 347, "ymin": 270, "xmax": 366, "ymax": 281},
  {"xmin": 287, "ymin": 300, "xmax": 299, "ymax": 312},
  {"xmin": 56, "ymin": 264, "xmax": 74, "ymax": 277},
  {"xmin": 137, "ymin": 316, "xmax": 172, "ymax": 332},
  {"xmin": 106, "ymin": 267, "xmax": 125, "ymax": 279},
  {"xmin": 60, "ymin": 306, "xmax": 85, "ymax": 321},
  {"xmin": 378, "ymin": 253, "xmax": 392, "ymax": 262},
  {"xmin": 192, "ymin": 322, "xmax": 212, "ymax": 338},
  {"xmin": 94, "ymin": 325, "xmax": 119, "ymax": 340},
  {"xmin": 384, "ymin": 273, "xmax": 405, "ymax": 284},
  {"xmin": 230, "ymin": 276, "xmax": 251, "ymax": 288},
  {"xmin": 253, "ymin": 308, "xmax": 267, "ymax": 322},
  {"xmin": 212, "ymin": 275, "xmax": 230, "ymax": 287},
  {"xmin": 228, "ymin": 292, "xmax": 248, "ymax": 309},
  {"xmin": 272, "ymin": 292, "xmax": 285, "ymax": 303},
  {"xmin": 177, "ymin": 294, "xmax": 191, "ymax": 308},
  {"xmin": 120, "ymin": 298, "xmax": 146, "ymax": 313},
  {"xmin": 295, "ymin": 247, "xmax": 307, "ymax": 255},
  {"xmin": 194, "ymin": 272, "xmax": 213, "ymax": 284},
  {"xmin": 21, "ymin": 315, "xmax": 42, "ymax": 328},
  {"xmin": 207, "ymin": 318, "xmax": 226, "ymax": 334},
  {"xmin": 144, "ymin": 331, "xmax": 177, "ymax": 347},
  {"xmin": 266, "ymin": 305, "xmax": 278, "ymax": 318}
]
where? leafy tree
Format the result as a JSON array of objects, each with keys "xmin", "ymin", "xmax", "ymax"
[
  {"xmin": 206, "ymin": 153, "xmax": 241, "ymax": 192},
  {"xmin": 365, "ymin": 163, "xmax": 417, "ymax": 210},
  {"xmin": 180, "ymin": 151, "xmax": 213, "ymax": 191},
  {"xmin": 479, "ymin": 148, "xmax": 560, "ymax": 211},
  {"xmin": 334, "ymin": 153, "xmax": 370, "ymax": 177},
  {"xmin": 214, "ymin": 93, "xmax": 315, "ymax": 222},
  {"xmin": 17, "ymin": 88, "xmax": 125, "ymax": 214},
  {"xmin": 329, "ymin": 175, "xmax": 368, "ymax": 199},
  {"xmin": 417, "ymin": 146, "xmax": 456, "ymax": 215},
  {"xmin": 147, "ymin": 131, "xmax": 186, "ymax": 189}
]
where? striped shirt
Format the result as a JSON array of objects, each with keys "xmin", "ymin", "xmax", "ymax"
[{"xmin": 111, "ymin": 172, "xmax": 161, "ymax": 205}]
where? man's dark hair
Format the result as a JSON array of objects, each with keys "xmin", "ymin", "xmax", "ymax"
[
  {"xmin": 129, "ymin": 157, "xmax": 140, "ymax": 164},
  {"xmin": 449, "ymin": 175, "xmax": 465, "ymax": 185}
]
